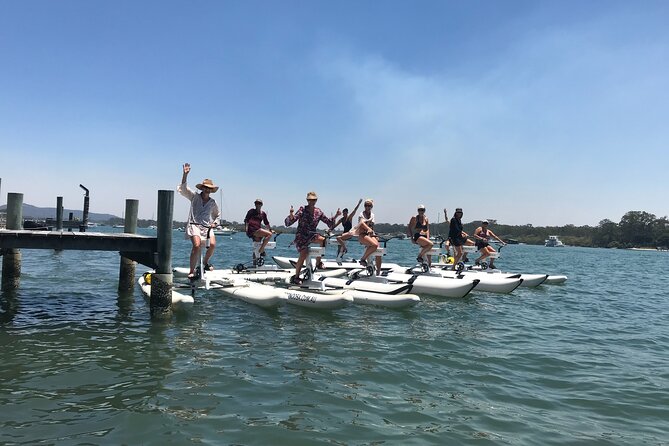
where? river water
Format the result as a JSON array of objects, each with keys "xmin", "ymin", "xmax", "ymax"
[{"xmin": 1, "ymin": 229, "xmax": 667, "ymax": 445}]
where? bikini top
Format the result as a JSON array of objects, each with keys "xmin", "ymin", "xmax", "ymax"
[{"xmin": 414, "ymin": 215, "xmax": 428, "ymax": 231}]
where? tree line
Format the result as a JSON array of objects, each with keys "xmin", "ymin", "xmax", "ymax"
[{"xmin": 371, "ymin": 210, "xmax": 669, "ymax": 249}]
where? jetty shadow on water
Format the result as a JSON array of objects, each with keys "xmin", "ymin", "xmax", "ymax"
[{"xmin": 0, "ymin": 289, "xmax": 20, "ymax": 324}]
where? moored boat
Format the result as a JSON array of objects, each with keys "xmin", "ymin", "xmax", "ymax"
[{"xmin": 545, "ymin": 235, "xmax": 565, "ymax": 247}]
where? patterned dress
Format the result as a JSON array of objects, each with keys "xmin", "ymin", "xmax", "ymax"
[{"xmin": 284, "ymin": 206, "xmax": 336, "ymax": 251}]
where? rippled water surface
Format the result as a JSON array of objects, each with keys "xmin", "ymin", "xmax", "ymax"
[{"xmin": 1, "ymin": 229, "xmax": 668, "ymax": 445}]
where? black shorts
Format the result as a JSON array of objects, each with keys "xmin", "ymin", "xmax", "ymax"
[
  {"xmin": 475, "ymin": 240, "xmax": 489, "ymax": 250},
  {"xmin": 413, "ymin": 233, "xmax": 424, "ymax": 242},
  {"xmin": 450, "ymin": 237, "xmax": 466, "ymax": 247}
]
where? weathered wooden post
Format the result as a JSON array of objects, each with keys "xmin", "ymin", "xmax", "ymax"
[
  {"xmin": 2, "ymin": 193, "xmax": 23, "ymax": 290},
  {"xmin": 118, "ymin": 199, "xmax": 139, "ymax": 292},
  {"xmin": 56, "ymin": 196, "xmax": 63, "ymax": 231},
  {"xmin": 79, "ymin": 184, "xmax": 89, "ymax": 232},
  {"xmin": 150, "ymin": 190, "xmax": 173, "ymax": 317}
]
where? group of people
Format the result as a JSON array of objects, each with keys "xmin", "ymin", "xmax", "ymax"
[
  {"xmin": 178, "ymin": 163, "xmax": 505, "ymax": 280},
  {"xmin": 408, "ymin": 206, "xmax": 506, "ymax": 270}
]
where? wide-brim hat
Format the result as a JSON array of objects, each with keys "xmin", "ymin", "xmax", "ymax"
[
  {"xmin": 306, "ymin": 191, "xmax": 318, "ymax": 200},
  {"xmin": 196, "ymin": 179, "xmax": 219, "ymax": 193}
]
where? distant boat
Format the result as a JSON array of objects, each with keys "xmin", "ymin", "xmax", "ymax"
[
  {"xmin": 23, "ymin": 219, "xmax": 52, "ymax": 231},
  {"xmin": 545, "ymin": 235, "xmax": 565, "ymax": 247},
  {"xmin": 213, "ymin": 226, "xmax": 237, "ymax": 236}
]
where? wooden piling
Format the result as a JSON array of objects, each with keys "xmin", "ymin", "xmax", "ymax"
[
  {"xmin": 118, "ymin": 199, "xmax": 139, "ymax": 293},
  {"xmin": 56, "ymin": 197, "xmax": 63, "ymax": 231},
  {"xmin": 2, "ymin": 193, "xmax": 23, "ymax": 290},
  {"xmin": 150, "ymin": 190, "xmax": 174, "ymax": 317}
]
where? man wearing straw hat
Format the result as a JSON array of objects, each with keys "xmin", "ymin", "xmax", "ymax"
[{"xmin": 178, "ymin": 163, "xmax": 221, "ymax": 279}]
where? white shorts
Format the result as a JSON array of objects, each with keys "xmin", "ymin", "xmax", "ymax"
[{"xmin": 186, "ymin": 224, "xmax": 213, "ymax": 240}]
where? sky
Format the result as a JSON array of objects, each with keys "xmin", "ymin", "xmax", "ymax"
[{"xmin": 1, "ymin": 0, "xmax": 668, "ymax": 227}]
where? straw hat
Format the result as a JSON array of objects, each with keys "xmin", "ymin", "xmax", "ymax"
[
  {"xmin": 196, "ymin": 179, "xmax": 219, "ymax": 193},
  {"xmin": 306, "ymin": 191, "xmax": 318, "ymax": 200}
]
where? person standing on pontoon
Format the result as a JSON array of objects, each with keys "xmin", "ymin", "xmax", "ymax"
[
  {"xmin": 473, "ymin": 220, "xmax": 506, "ymax": 269},
  {"xmin": 357, "ymin": 199, "xmax": 382, "ymax": 275},
  {"xmin": 178, "ymin": 163, "xmax": 220, "ymax": 279},
  {"xmin": 334, "ymin": 198, "xmax": 363, "ymax": 259},
  {"xmin": 448, "ymin": 207, "xmax": 474, "ymax": 270},
  {"xmin": 284, "ymin": 191, "xmax": 341, "ymax": 284},
  {"xmin": 408, "ymin": 204, "xmax": 434, "ymax": 266},
  {"xmin": 244, "ymin": 198, "xmax": 273, "ymax": 259}
]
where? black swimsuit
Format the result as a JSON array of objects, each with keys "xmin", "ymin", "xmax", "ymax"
[
  {"xmin": 475, "ymin": 228, "xmax": 490, "ymax": 250},
  {"xmin": 413, "ymin": 215, "xmax": 428, "ymax": 242}
]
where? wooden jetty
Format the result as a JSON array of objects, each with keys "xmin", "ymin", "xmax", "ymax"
[{"xmin": 0, "ymin": 190, "xmax": 175, "ymax": 318}]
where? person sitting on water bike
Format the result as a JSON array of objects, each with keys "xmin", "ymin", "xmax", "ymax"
[
  {"xmin": 357, "ymin": 199, "xmax": 383, "ymax": 275},
  {"xmin": 334, "ymin": 198, "xmax": 363, "ymax": 259},
  {"xmin": 244, "ymin": 198, "xmax": 273, "ymax": 260},
  {"xmin": 473, "ymin": 220, "xmax": 506, "ymax": 269},
  {"xmin": 408, "ymin": 204, "xmax": 434, "ymax": 267}
]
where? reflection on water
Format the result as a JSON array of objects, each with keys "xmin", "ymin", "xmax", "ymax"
[
  {"xmin": 0, "ymin": 289, "xmax": 20, "ymax": 323},
  {"xmin": 0, "ymin": 234, "xmax": 668, "ymax": 444}
]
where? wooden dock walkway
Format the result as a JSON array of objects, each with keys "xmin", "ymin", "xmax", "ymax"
[
  {"xmin": 0, "ymin": 229, "xmax": 158, "ymax": 268},
  {"xmin": 1, "ymin": 190, "xmax": 176, "ymax": 318}
]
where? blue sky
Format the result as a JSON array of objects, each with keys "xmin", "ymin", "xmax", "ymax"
[{"xmin": 1, "ymin": 0, "xmax": 667, "ymax": 226}]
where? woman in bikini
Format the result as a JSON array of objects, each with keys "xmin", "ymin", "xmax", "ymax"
[
  {"xmin": 408, "ymin": 204, "xmax": 434, "ymax": 266},
  {"xmin": 357, "ymin": 199, "xmax": 382, "ymax": 275}
]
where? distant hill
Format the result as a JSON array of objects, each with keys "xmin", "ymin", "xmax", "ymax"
[{"xmin": 0, "ymin": 203, "xmax": 118, "ymax": 222}]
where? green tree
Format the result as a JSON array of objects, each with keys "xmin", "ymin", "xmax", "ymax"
[
  {"xmin": 652, "ymin": 216, "xmax": 669, "ymax": 248},
  {"xmin": 619, "ymin": 211, "xmax": 656, "ymax": 247},
  {"xmin": 593, "ymin": 219, "xmax": 619, "ymax": 248}
]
